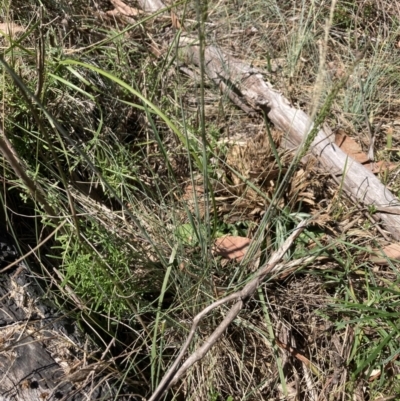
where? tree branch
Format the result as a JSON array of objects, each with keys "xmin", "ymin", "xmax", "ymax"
[{"xmin": 149, "ymin": 218, "xmax": 310, "ymax": 401}]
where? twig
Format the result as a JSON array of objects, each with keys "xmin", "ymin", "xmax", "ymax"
[{"xmin": 149, "ymin": 218, "xmax": 310, "ymax": 401}]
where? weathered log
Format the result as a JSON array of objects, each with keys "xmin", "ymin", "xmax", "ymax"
[
  {"xmin": 0, "ymin": 231, "xmax": 135, "ymax": 401},
  {"xmin": 137, "ymin": 0, "xmax": 400, "ymax": 240},
  {"xmin": 179, "ymin": 38, "xmax": 400, "ymax": 239},
  {"xmin": 0, "ymin": 264, "xmax": 70, "ymax": 399}
]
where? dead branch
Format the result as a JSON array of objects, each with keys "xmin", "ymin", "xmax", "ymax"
[
  {"xmin": 149, "ymin": 218, "xmax": 309, "ymax": 401},
  {"xmin": 175, "ymin": 37, "xmax": 400, "ymax": 239},
  {"xmin": 136, "ymin": 0, "xmax": 400, "ymax": 241}
]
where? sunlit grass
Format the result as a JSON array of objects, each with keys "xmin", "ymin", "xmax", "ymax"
[{"xmin": 1, "ymin": 0, "xmax": 400, "ymax": 399}]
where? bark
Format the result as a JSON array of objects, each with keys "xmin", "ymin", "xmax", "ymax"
[{"xmin": 0, "ymin": 232, "xmax": 135, "ymax": 401}]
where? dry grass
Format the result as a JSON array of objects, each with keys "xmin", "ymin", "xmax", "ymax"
[{"xmin": 1, "ymin": 0, "xmax": 400, "ymax": 400}]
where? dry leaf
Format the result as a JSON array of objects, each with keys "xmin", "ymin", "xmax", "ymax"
[
  {"xmin": 335, "ymin": 131, "xmax": 397, "ymax": 176},
  {"xmin": 363, "ymin": 160, "xmax": 397, "ymax": 174},
  {"xmin": 171, "ymin": 11, "xmax": 181, "ymax": 29},
  {"xmin": 214, "ymin": 236, "xmax": 251, "ymax": 262},
  {"xmin": 370, "ymin": 243, "xmax": 400, "ymax": 265},
  {"xmin": 179, "ymin": 184, "xmax": 206, "ymax": 219},
  {"xmin": 335, "ymin": 131, "xmax": 369, "ymax": 164},
  {"xmin": 0, "ymin": 22, "xmax": 25, "ymax": 36},
  {"xmin": 149, "ymin": 42, "xmax": 162, "ymax": 58},
  {"xmin": 220, "ymin": 130, "xmax": 316, "ymax": 223},
  {"xmin": 182, "ymin": 184, "xmax": 204, "ymax": 201},
  {"xmin": 109, "ymin": 0, "xmax": 141, "ymax": 16}
]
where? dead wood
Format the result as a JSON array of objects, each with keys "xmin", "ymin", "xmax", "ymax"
[
  {"xmin": 176, "ymin": 36, "xmax": 400, "ymax": 240},
  {"xmin": 149, "ymin": 218, "xmax": 309, "ymax": 401},
  {"xmin": 1, "ymin": 266, "xmax": 77, "ymax": 400},
  {"xmin": 0, "ymin": 232, "xmax": 134, "ymax": 401},
  {"xmin": 138, "ymin": 0, "xmax": 400, "ymax": 241}
]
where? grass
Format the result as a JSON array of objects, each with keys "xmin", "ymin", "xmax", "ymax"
[{"xmin": 1, "ymin": 0, "xmax": 400, "ymax": 400}]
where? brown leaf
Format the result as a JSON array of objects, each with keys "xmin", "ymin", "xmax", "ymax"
[
  {"xmin": 180, "ymin": 184, "xmax": 206, "ymax": 218},
  {"xmin": 182, "ymin": 184, "xmax": 204, "ymax": 201},
  {"xmin": 171, "ymin": 11, "xmax": 181, "ymax": 29},
  {"xmin": 327, "ymin": 60, "xmax": 345, "ymax": 79},
  {"xmin": 109, "ymin": 0, "xmax": 141, "ymax": 16},
  {"xmin": 335, "ymin": 131, "xmax": 369, "ymax": 164},
  {"xmin": 335, "ymin": 131, "xmax": 398, "ymax": 176},
  {"xmin": 149, "ymin": 42, "xmax": 162, "ymax": 58},
  {"xmin": 370, "ymin": 243, "xmax": 400, "ymax": 265},
  {"xmin": 214, "ymin": 236, "xmax": 251, "ymax": 262},
  {"xmin": 363, "ymin": 160, "xmax": 398, "ymax": 174}
]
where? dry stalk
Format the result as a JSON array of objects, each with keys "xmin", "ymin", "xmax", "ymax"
[{"xmin": 149, "ymin": 218, "xmax": 311, "ymax": 401}]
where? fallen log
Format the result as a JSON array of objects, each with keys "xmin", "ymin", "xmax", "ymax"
[
  {"xmin": 180, "ymin": 38, "xmax": 400, "ymax": 239},
  {"xmin": 137, "ymin": 0, "xmax": 400, "ymax": 240},
  {"xmin": 0, "ymin": 231, "xmax": 134, "ymax": 401}
]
